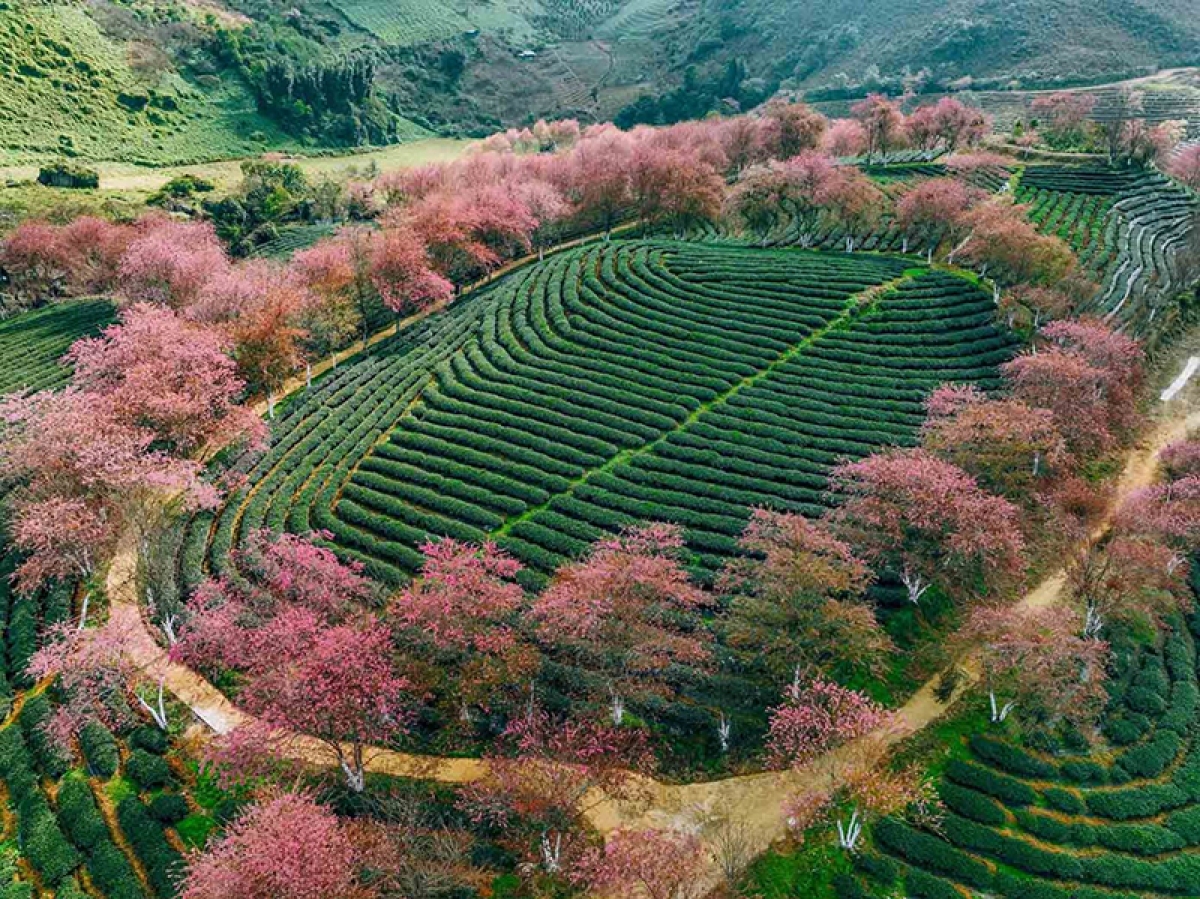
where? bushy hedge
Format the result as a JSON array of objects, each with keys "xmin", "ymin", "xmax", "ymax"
[
  {"xmin": 873, "ymin": 818, "xmax": 992, "ymax": 889},
  {"xmin": 126, "ymin": 749, "xmax": 173, "ymax": 790},
  {"xmin": 79, "ymin": 722, "xmax": 120, "ymax": 779},
  {"xmin": 969, "ymin": 734, "xmax": 1057, "ymax": 780},
  {"xmin": 945, "ymin": 758, "xmax": 1036, "ymax": 806},
  {"xmin": 116, "ymin": 797, "xmax": 183, "ymax": 898}
]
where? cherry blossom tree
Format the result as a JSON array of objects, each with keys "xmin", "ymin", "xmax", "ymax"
[
  {"xmin": 216, "ymin": 621, "xmax": 413, "ymax": 792},
  {"xmin": 573, "ymin": 828, "xmax": 708, "ymax": 899},
  {"xmin": 0, "ymin": 220, "xmax": 71, "ymax": 304},
  {"xmin": 1117, "ymin": 477, "xmax": 1200, "ymax": 551},
  {"xmin": 514, "ymin": 177, "xmax": 571, "ymax": 261},
  {"xmin": 718, "ymin": 115, "xmax": 773, "ymax": 173},
  {"xmin": 721, "ymin": 510, "xmax": 891, "ymax": 684},
  {"xmin": 369, "ymin": 225, "xmax": 454, "ymax": 321},
  {"xmin": 785, "ymin": 761, "xmax": 940, "ymax": 853},
  {"xmin": 1003, "ymin": 320, "xmax": 1143, "ymax": 457},
  {"xmin": 0, "ymin": 388, "xmax": 218, "ymax": 617},
  {"xmin": 1161, "ymin": 440, "xmax": 1200, "ymax": 480},
  {"xmin": 225, "ymin": 270, "xmax": 310, "ymax": 416},
  {"xmin": 28, "ymin": 616, "xmax": 173, "ymax": 738},
  {"xmin": 1069, "ymin": 536, "xmax": 1190, "ymax": 637},
  {"xmin": 953, "ymin": 198, "xmax": 1075, "ymax": 287},
  {"xmin": 827, "ymin": 449, "xmax": 1026, "ymax": 606},
  {"xmin": 998, "ymin": 283, "xmax": 1078, "ymax": 330},
  {"xmin": 1168, "ymin": 143, "xmax": 1200, "ymax": 190},
  {"xmin": 724, "ymin": 162, "xmax": 795, "ymax": 245},
  {"xmin": 531, "ymin": 524, "xmax": 713, "ymax": 724},
  {"xmin": 392, "ymin": 539, "xmax": 535, "ymax": 717},
  {"xmin": 820, "ymin": 119, "xmax": 868, "ymax": 158},
  {"xmin": 894, "ymin": 178, "xmax": 983, "ymax": 258},
  {"xmin": 957, "ymin": 604, "xmax": 1109, "ymax": 729},
  {"xmin": 293, "ymin": 232, "xmax": 374, "ymax": 348},
  {"xmin": 630, "ymin": 145, "xmax": 725, "ymax": 236},
  {"xmin": 821, "ymin": 166, "xmax": 884, "ymax": 252},
  {"xmin": 566, "ymin": 125, "xmax": 634, "ymax": 238},
  {"xmin": 118, "ymin": 217, "xmax": 230, "ymax": 309},
  {"xmin": 905, "ymin": 98, "xmax": 990, "ymax": 152},
  {"xmin": 406, "ymin": 186, "xmax": 535, "ymax": 283},
  {"xmin": 67, "ymin": 303, "xmax": 263, "ymax": 457},
  {"xmin": 921, "ymin": 390, "xmax": 1069, "ymax": 503},
  {"xmin": 1031, "ymin": 92, "xmax": 1097, "ymax": 147},
  {"xmin": 762, "ymin": 100, "xmax": 828, "ymax": 158},
  {"xmin": 850, "ymin": 94, "xmax": 906, "ymax": 161},
  {"xmin": 459, "ymin": 706, "xmax": 653, "ymax": 875},
  {"xmin": 180, "ymin": 790, "xmax": 370, "ymax": 899},
  {"xmin": 765, "ymin": 675, "xmax": 890, "ymax": 769}
]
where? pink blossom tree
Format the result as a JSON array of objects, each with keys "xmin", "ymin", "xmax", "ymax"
[
  {"xmin": 921, "ymin": 389, "xmax": 1069, "ymax": 503},
  {"xmin": 459, "ymin": 706, "xmax": 654, "ymax": 874},
  {"xmin": 0, "ymin": 388, "xmax": 218, "ymax": 617},
  {"xmin": 953, "ymin": 198, "xmax": 1076, "ymax": 287},
  {"xmin": 905, "ymin": 98, "xmax": 990, "ymax": 152},
  {"xmin": 762, "ymin": 100, "xmax": 828, "ymax": 158},
  {"xmin": 67, "ymin": 303, "xmax": 264, "ymax": 457},
  {"xmin": 827, "ymin": 449, "xmax": 1026, "ymax": 606},
  {"xmin": 531, "ymin": 524, "xmax": 713, "ymax": 724},
  {"xmin": 785, "ymin": 761, "xmax": 940, "ymax": 853},
  {"xmin": 573, "ymin": 828, "xmax": 708, "ymax": 899},
  {"xmin": 998, "ymin": 283, "xmax": 1078, "ymax": 330},
  {"xmin": 630, "ymin": 145, "xmax": 725, "ymax": 236},
  {"xmin": 212, "ymin": 621, "xmax": 413, "ymax": 792},
  {"xmin": 0, "ymin": 220, "xmax": 71, "ymax": 304},
  {"xmin": 850, "ymin": 94, "xmax": 906, "ymax": 161},
  {"xmin": 29, "ymin": 616, "xmax": 174, "ymax": 739},
  {"xmin": 894, "ymin": 178, "xmax": 983, "ymax": 258},
  {"xmin": 369, "ymin": 225, "xmax": 454, "ymax": 322},
  {"xmin": 721, "ymin": 510, "xmax": 891, "ymax": 685},
  {"xmin": 118, "ymin": 217, "xmax": 230, "ymax": 310},
  {"xmin": 1069, "ymin": 536, "xmax": 1191, "ymax": 637},
  {"xmin": 391, "ymin": 539, "xmax": 535, "ymax": 716},
  {"xmin": 180, "ymin": 790, "xmax": 370, "ymax": 899},
  {"xmin": 1161, "ymin": 440, "xmax": 1200, "ymax": 480},
  {"xmin": 565, "ymin": 126, "xmax": 634, "ymax": 238},
  {"xmin": 724, "ymin": 162, "xmax": 795, "ymax": 246},
  {"xmin": 1031, "ymin": 92, "xmax": 1097, "ymax": 147},
  {"xmin": 957, "ymin": 604, "xmax": 1110, "ymax": 729},
  {"xmin": 820, "ymin": 119, "xmax": 868, "ymax": 158},
  {"xmin": 765, "ymin": 675, "xmax": 890, "ymax": 769},
  {"xmin": 1168, "ymin": 143, "xmax": 1200, "ymax": 190}
]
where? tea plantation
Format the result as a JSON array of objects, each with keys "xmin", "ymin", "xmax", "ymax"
[
  {"xmin": 838, "ymin": 599, "xmax": 1200, "ymax": 899},
  {"xmin": 0, "ymin": 299, "xmax": 114, "ymax": 395},
  {"xmin": 167, "ymin": 240, "xmax": 1017, "ymax": 596}
]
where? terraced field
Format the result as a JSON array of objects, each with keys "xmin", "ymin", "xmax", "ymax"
[
  {"xmin": 839, "ymin": 605, "xmax": 1200, "ymax": 899},
  {"xmin": 170, "ymin": 240, "xmax": 1016, "ymax": 597},
  {"xmin": 0, "ymin": 300, "xmax": 115, "ymax": 395},
  {"xmin": 1014, "ymin": 166, "xmax": 1198, "ymax": 334}
]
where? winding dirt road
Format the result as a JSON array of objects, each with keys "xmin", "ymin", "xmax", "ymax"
[{"xmin": 104, "ymin": 344, "xmax": 1198, "ymax": 887}]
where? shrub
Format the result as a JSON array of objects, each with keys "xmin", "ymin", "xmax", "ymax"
[
  {"xmin": 873, "ymin": 818, "xmax": 992, "ymax": 888},
  {"xmin": 1116, "ymin": 730, "xmax": 1182, "ymax": 779},
  {"xmin": 18, "ymin": 792, "xmax": 80, "ymax": 885},
  {"xmin": 56, "ymin": 774, "xmax": 109, "ymax": 851},
  {"xmin": 1125, "ymin": 685, "xmax": 1167, "ymax": 716},
  {"xmin": 1042, "ymin": 786, "xmax": 1085, "ymax": 815},
  {"xmin": 945, "ymin": 758, "xmax": 1037, "ymax": 806},
  {"xmin": 18, "ymin": 693, "xmax": 70, "ymax": 778},
  {"xmin": 37, "ymin": 162, "xmax": 99, "ymax": 189},
  {"xmin": 1060, "ymin": 760, "xmax": 1108, "ymax": 784},
  {"xmin": 129, "ymin": 727, "xmax": 169, "ymax": 755},
  {"xmin": 116, "ymin": 797, "xmax": 183, "ymax": 898},
  {"xmin": 1102, "ymin": 713, "xmax": 1149, "ymax": 746},
  {"xmin": 79, "ymin": 722, "xmax": 119, "ymax": 779},
  {"xmin": 938, "ymin": 781, "xmax": 1008, "ymax": 826},
  {"xmin": 1166, "ymin": 804, "xmax": 1200, "ymax": 844},
  {"xmin": 906, "ymin": 869, "xmax": 965, "ymax": 899},
  {"xmin": 148, "ymin": 793, "xmax": 190, "ymax": 825},
  {"xmin": 969, "ymin": 734, "xmax": 1057, "ymax": 779},
  {"xmin": 126, "ymin": 749, "xmax": 172, "ymax": 790}
]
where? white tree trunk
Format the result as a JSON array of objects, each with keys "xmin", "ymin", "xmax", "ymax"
[
  {"xmin": 267, "ymin": 393, "xmax": 276, "ymax": 419},
  {"xmin": 305, "ymin": 362, "xmax": 312, "ymax": 390},
  {"xmin": 137, "ymin": 678, "xmax": 170, "ymax": 730},
  {"xmin": 77, "ymin": 591, "xmax": 90, "ymax": 630},
  {"xmin": 717, "ymin": 713, "xmax": 732, "ymax": 753},
  {"xmin": 901, "ymin": 568, "xmax": 930, "ymax": 605},
  {"xmin": 541, "ymin": 832, "xmax": 562, "ymax": 873},
  {"xmin": 837, "ymin": 809, "xmax": 863, "ymax": 851},
  {"xmin": 989, "ymin": 691, "xmax": 1015, "ymax": 723}
]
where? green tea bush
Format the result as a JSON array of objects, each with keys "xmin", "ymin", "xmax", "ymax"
[
  {"xmin": 126, "ymin": 749, "xmax": 172, "ymax": 790},
  {"xmin": 79, "ymin": 722, "xmax": 119, "ymax": 779}
]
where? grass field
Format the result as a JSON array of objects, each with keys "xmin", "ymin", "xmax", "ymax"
[
  {"xmin": 0, "ymin": 300, "xmax": 115, "ymax": 395},
  {"xmin": 168, "ymin": 240, "xmax": 1016, "ymax": 599}
]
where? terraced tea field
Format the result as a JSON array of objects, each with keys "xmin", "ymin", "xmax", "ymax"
[
  {"xmin": 839, "ymin": 605, "xmax": 1200, "ymax": 899},
  {"xmin": 170, "ymin": 240, "xmax": 1016, "ymax": 596},
  {"xmin": 0, "ymin": 299, "xmax": 115, "ymax": 395},
  {"xmin": 1014, "ymin": 166, "xmax": 1198, "ymax": 333}
]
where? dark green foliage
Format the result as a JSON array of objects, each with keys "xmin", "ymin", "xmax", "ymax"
[
  {"xmin": 79, "ymin": 722, "xmax": 120, "ymax": 779},
  {"xmin": 1042, "ymin": 786, "xmax": 1086, "ymax": 815},
  {"xmin": 937, "ymin": 781, "xmax": 1008, "ymax": 826},
  {"xmin": 968, "ymin": 734, "xmax": 1057, "ymax": 780},
  {"xmin": 116, "ymin": 797, "xmax": 183, "ymax": 898},
  {"xmin": 56, "ymin": 774, "xmax": 110, "ymax": 852},
  {"xmin": 944, "ymin": 758, "xmax": 1036, "ymax": 806},
  {"xmin": 37, "ymin": 162, "xmax": 99, "ymax": 189},
  {"xmin": 126, "ymin": 749, "xmax": 173, "ymax": 791},
  {"xmin": 19, "ymin": 692, "xmax": 70, "ymax": 778},
  {"xmin": 148, "ymin": 794, "xmax": 191, "ymax": 826},
  {"xmin": 129, "ymin": 727, "xmax": 169, "ymax": 756},
  {"xmin": 873, "ymin": 818, "xmax": 992, "ymax": 888}
]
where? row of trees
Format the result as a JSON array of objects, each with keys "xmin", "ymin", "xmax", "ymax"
[{"xmin": 1028, "ymin": 89, "xmax": 1187, "ymax": 165}]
